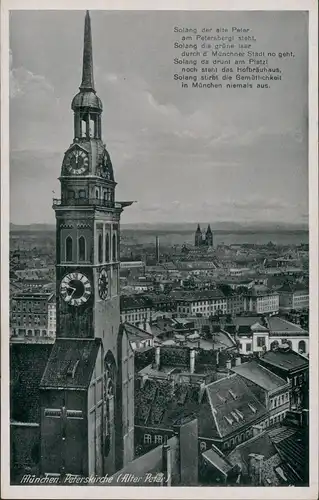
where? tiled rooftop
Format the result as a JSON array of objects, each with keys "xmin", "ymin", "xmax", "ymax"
[
  {"xmin": 124, "ymin": 322, "xmax": 153, "ymax": 342},
  {"xmin": 267, "ymin": 317, "xmax": 307, "ymax": 334},
  {"xmin": 260, "ymin": 349, "xmax": 309, "ymax": 372},
  {"xmin": 232, "ymin": 360, "xmax": 288, "ymax": 392},
  {"xmin": 205, "ymin": 374, "xmax": 267, "ymax": 438}
]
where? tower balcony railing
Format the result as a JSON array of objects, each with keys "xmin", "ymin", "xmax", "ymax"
[{"xmin": 53, "ymin": 197, "xmax": 122, "ymax": 209}]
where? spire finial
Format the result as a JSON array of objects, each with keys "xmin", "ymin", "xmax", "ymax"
[{"xmin": 80, "ymin": 10, "xmax": 95, "ymax": 92}]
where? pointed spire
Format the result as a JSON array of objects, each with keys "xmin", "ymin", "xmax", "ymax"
[
  {"xmin": 196, "ymin": 224, "xmax": 201, "ymax": 232},
  {"xmin": 80, "ymin": 11, "xmax": 95, "ymax": 92},
  {"xmin": 207, "ymin": 224, "xmax": 212, "ymax": 233}
]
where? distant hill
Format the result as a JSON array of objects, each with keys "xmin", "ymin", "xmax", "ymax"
[
  {"xmin": 10, "ymin": 223, "xmax": 55, "ymax": 232},
  {"xmin": 10, "ymin": 221, "xmax": 308, "ymax": 233}
]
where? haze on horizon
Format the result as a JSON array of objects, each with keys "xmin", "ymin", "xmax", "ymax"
[{"xmin": 9, "ymin": 10, "xmax": 308, "ymax": 226}]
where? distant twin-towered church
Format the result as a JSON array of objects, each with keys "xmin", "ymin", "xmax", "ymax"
[{"xmin": 194, "ymin": 224, "xmax": 213, "ymax": 247}]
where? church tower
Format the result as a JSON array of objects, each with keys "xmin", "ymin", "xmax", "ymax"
[
  {"xmin": 40, "ymin": 11, "xmax": 134, "ymax": 477},
  {"xmin": 195, "ymin": 224, "xmax": 202, "ymax": 247},
  {"xmin": 205, "ymin": 224, "xmax": 213, "ymax": 247}
]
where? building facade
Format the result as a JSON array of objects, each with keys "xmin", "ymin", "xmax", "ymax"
[
  {"xmin": 278, "ymin": 284, "xmax": 309, "ymax": 312},
  {"xmin": 10, "ymin": 292, "xmax": 56, "ymax": 342},
  {"xmin": 120, "ymin": 295, "xmax": 153, "ymax": 324},
  {"xmin": 176, "ymin": 290, "xmax": 227, "ymax": 317},
  {"xmin": 244, "ymin": 289, "xmax": 279, "ymax": 315}
]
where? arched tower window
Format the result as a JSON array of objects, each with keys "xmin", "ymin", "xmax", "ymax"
[
  {"xmin": 98, "ymin": 234, "xmax": 103, "ymax": 263},
  {"xmin": 81, "ymin": 118, "xmax": 87, "ymax": 138},
  {"xmin": 105, "ymin": 233, "xmax": 109, "ymax": 262},
  {"xmin": 89, "ymin": 116, "xmax": 95, "ymax": 138},
  {"xmin": 78, "ymin": 236, "xmax": 86, "ymax": 261},
  {"xmin": 112, "ymin": 233, "xmax": 117, "ymax": 261},
  {"xmin": 65, "ymin": 236, "xmax": 73, "ymax": 262},
  {"xmin": 95, "ymin": 189, "xmax": 99, "ymax": 200}
]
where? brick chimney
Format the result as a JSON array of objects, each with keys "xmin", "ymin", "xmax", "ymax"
[
  {"xmin": 235, "ymin": 356, "xmax": 241, "ymax": 366},
  {"xmin": 190, "ymin": 349, "xmax": 195, "ymax": 374},
  {"xmin": 226, "ymin": 359, "xmax": 232, "ymax": 371}
]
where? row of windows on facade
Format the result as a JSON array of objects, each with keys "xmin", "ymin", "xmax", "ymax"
[
  {"xmin": 11, "ymin": 302, "xmax": 47, "ymax": 312},
  {"xmin": 190, "ymin": 300, "xmax": 226, "ymax": 306},
  {"xmin": 11, "ymin": 315, "xmax": 46, "ymax": 326},
  {"xmin": 64, "ymin": 234, "xmax": 117, "ymax": 263},
  {"xmin": 238, "ymin": 337, "xmax": 306, "ymax": 352},
  {"xmin": 142, "ymin": 413, "xmax": 287, "ymax": 451},
  {"xmin": 270, "ymin": 392, "xmax": 289, "ymax": 409},
  {"xmin": 11, "ymin": 328, "xmax": 55, "ymax": 337},
  {"xmin": 238, "ymin": 338, "xmax": 266, "ymax": 351},
  {"xmin": 122, "ymin": 312, "xmax": 149, "ymax": 322},
  {"xmin": 192, "ymin": 302, "xmax": 227, "ymax": 311},
  {"xmin": 66, "ymin": 188, "xmax": 114, "ymax": 201}
]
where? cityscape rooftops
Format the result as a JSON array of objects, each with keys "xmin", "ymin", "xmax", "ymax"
[
  {"xmin": 11, "ymin": 291, "xmax": 54, "ymax": 301},
  {"xmin": 173, "ymin": 289, "xmax": 225, "ymax": 303},
  {"xmin": 120, "ymin": 295, "xmax": 153, "ymax": 310},
  {"xmin": 278, "ymin": 283, "xmax": 309, "ymax": 293}
]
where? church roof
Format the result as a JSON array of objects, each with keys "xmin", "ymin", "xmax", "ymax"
[
  {"xmin": 40, "ymin": 338, "xmax": 101, "ymax": 389},
  {"xmin": 71, "ymin": 91, "xmax": 102, "ymax": 110},
  {"xmin": 71, "ymin": 11, "xmax": 102, "ymax": 111}
]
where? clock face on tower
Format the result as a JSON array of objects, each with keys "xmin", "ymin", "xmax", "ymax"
[
  {"xmin": 98, "ymin": 268, "xmax": 109, "ymax": 300},
  {"xmin": 65, "ymin": 149, "xmax": 89, "ymax": 175},
  {"xmin": 60, "ymin": 272, "xmax": 92, "ymax": 306}
]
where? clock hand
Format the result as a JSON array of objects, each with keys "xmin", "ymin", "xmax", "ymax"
[{"xmin": 64, "ymin": 285, "xmax": 76, "ymax": 301}]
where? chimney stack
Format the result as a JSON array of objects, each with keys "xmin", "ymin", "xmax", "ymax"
[
  {"xmin": 226, "ymin": 359, "xmax": 232, "ymax": 371},
  {"xmin": 155, "ymin": 346, "xmax": 161, "ymax": 370},
  {"xmin": 190, "ymin": 349, "xmax": 195, "ymax": 374},
  {"xmin": 301, "ymin": 408, "xmax": 309, "ymax": 428},
  {"xmin": 215, "ymin": 350, "xmax": 220, "ymax": 367},
  {"xmin": 198, "ymin": 382, "xmax": 206, "ymax": 403},
  {"xmin": 162, "ymin": 442, "xmax": 172, "ymax": 486},
  {"xmin": 248, "ymin": 453, "xmax": 264, "ymax": 486},
  {"xmin": 156, "ymin": 236, "xmax": 160, "ymax": 263},
  {"xmin": 235, "ymin": 357, "xmax": 241, "ymax": 366}
]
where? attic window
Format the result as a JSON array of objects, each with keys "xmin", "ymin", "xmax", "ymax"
[
  {"xmin": 67, "ymin": 410, "xmax": 83, "ymax": 419},
  {"xmin": 228, "ymin": 389, "xmax": 237, "ymax": 400},
  {"xmin": 248, "ymin": 403, "xmax": 257, "ymax": 414},
  {"xmin": 217, "ymin": 394, "xmax": 226, "ymax": 403},
  {"xmin": 235, "ymin": 409, "xmax": 244, "ymax": 420},
  {"xmin": 224, "ymin": 416, "xmax": 234, "ymax": 425},
  {"xmin": 231, "ymin": 411, "xmax": 240, "ymax": 422},
  {"xmin": 66, "ymin": 359, "xmax": 80, "ymax": 379},
  {"xmin": 44, "ymin": 409, "xmax": 61, "ymax": 418}
]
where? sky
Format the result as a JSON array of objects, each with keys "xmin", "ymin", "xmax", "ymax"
[{"xmin": 9, "ymin": 10, "xmax": 308, "ymax": 226}]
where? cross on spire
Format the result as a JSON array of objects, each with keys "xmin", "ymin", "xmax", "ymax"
[{"xmin": 80, "ymin": 10, "xmax": 95, "ymax": 92}]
